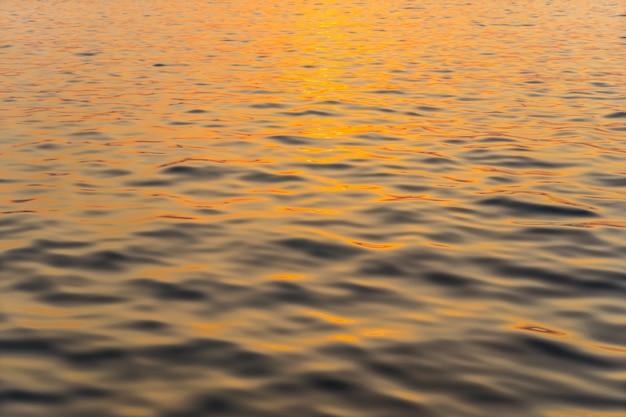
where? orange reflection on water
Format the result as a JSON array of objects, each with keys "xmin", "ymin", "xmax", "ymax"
[
  {"xmin": 189, "ymin": 321, "xmax": 240, "ymax": 337},
  {"xmin": 306, "ymin": 310, "xmax": 355, "ymax": 324},
  {"xmin": 268, "ymin": 273, "xmax": 307, "ymax": 280},
  {"xmin": 2, "ymin": 0, "xmax": 626, "ymax": 416}
]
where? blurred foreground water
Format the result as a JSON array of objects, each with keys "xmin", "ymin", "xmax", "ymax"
[{"xmin": 1, "ymin": 1, "xmax": 626, "ymax": 416}]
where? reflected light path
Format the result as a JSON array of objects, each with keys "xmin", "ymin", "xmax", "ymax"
[{"xmin": 1, "ymin": 0, "xmax": 626, "ymax": 416}]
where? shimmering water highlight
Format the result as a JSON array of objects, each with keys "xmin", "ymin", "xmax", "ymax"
[{"xmin": 1, "ymin": 1, "xmax": 626, "ymax": 416}]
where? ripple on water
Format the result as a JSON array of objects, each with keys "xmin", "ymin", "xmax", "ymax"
[{"xmin": 2, "ymin": 0, "xmax": 626, "ymax": 416}]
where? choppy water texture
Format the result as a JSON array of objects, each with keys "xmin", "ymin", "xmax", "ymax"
[{"xmin": 1, "ymin": 0, "xmax": 626, "ymax": 416}]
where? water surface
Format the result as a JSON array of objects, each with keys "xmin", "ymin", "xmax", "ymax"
[{"xmin": 1, "ymin": 1, "xmax": 626, "ymax": 416}]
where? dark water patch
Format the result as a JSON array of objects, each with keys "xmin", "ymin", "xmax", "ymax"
[
  {"xmin": 125, "ymin": 179, "xmax": 173, "ymax": 187},
  {"xmin": 1, "ymin": 209, "xmax": 37, "ymax": 215},
  {"xmin": 415, "ymin": 106, "xmax": 444, "ymax": 112},
  {"xmin": 246, "ymin": 281, "xmax": 321, "ymax": 308},
  {"xmin": 0, "ymin": 337, "xmax": 60, "ymax": 355},
  {"xmin": 35, "ymin": 143, "xmax": 63, "ymax": 150},
  {"xmin": 330, "ymin": 282, "xmax": 409, "ymax": 306},
  {"xmin": 250, "ymin": 103, "xmax": 287, "ymax": 109},
  {"xmin": 478, "ymin": 136, "xmax": 518, "ymax": 143},
  {"xmin": 355, "ymin": 133, "xmax": 402, "ymax": 142},
  {"xmin": 195, "ymin": 208, "xmax": 224, "ymax": 216},
  {"xmin": 487, "ymin": 262, "xmax": 626, "ymax": 294},
  {"xmin": 425, "ymin": 231, "xmax": 466, "ymax": 244},
  {"xmin": 239, "ymin": 171, "xmax": 304, "ymax": 183},
  {"xmin": 519, "ymin": 336, "xmax": 615, "ymax": 369},
  {"xmin": 92, "ymin": 168, "xmax": 132, "ymax": 177},
  {"xmin": 12, "ymin": 275, "xmax": 56, "ymax": 292},
  {"xmin": 419, "ymin": 156, "xmax": 458, "ymax": 165},
  {"xmin": 45, "ymin": 250, "xmax": 162, "ymax": 271},
  {"xmin": 464, "ymin": 152, "xmax": 571, "ymax": 169},
  {"xmin": 291, "ymin": 219, "xmax": 366, "ymax": 228},
  {"xmin": 359, "ymin": 207, "xmax": 423, "ymax": 225},
  {"xmin": 0, "ymin": 214, "xmax": 47, "ymax": 233},
  {"xmin": 486, "ymin": 258, "xmax": 570, "ymax": 284},
  {"xmin": 71, "ymin": 386, "xmax": 111, "ymax": 399},
  {"xmin": 275, "ymin": 238, "xmax": 363, "ymax": 260},
  {"xmin": 164, "ymin": 392, "xmax": 248, "ymax": 417},
  {"xmin": 221, "ymin": 350, "xmax": 277, "ymax": 377},
  {"xmin": 484, "ymin": 175, "xmax": 515, "ymax": 184},
  {"xmin": 542, "ymin": 243, "xmax": 619, "ymax": 259},
  {"xmin": 358, "ymin": 260, "xmax": 407, "ymax": 277},
  {"xmin": 127, "ymin": 278, "xmax": 209, "ymax": 301},
  {"xmin": 135, "ymin": 227, "xmax": 199, "ymax": 243},
  {"xmin": 298, "ymin": 371, "xmax": 431, "ymax": 414},
  {"xmin": 511, "ymin": 227, "xmax": 607, "ymax": 245},
  {"xmin": 587, "ymin": 172, "xmax": 626, "ymax": 187},
  {"xmin": 477, "ymin": 197, "xmax": 598, "ymax": 218},
  {"xmin": 348, "ymin": 105, "xmax": 398, "ymax": 113},
  {"xmin": 280, "ymin": 110, "xmax": 337, "ymax": 117},
  {"xmin": 141, "ymin": 339, "xmax": 245, "ymax": 367},
  {"xmin": 161, "ymin": 164, "xmax": 225, "ymax": 179},
  {"xmin": 34, "ymin": 239, "xmax": 93, "ymax": 250},
  {"xmin": 119, "ymin": 320, "xmax": 169, "ymax": 332},
  {"xmin": 2, "ymin": 246, "xmax": 139, "ymax": 271},
  {"xmin": 266, "ymin": 135, "xmax": 315, "ymax": 145},
  {"xmin": 79, "ymin": 209, "xmax": 112, "ymax": 217},
  {"xmin": 304, "ymin": 372, "xmax": 357, "ymax": 393},
  {"xmin": 423, "ymin": 271, "xmax": 474, "ymax": 288},
  {"xmin": 586, "ymin": 320, "xmax": 626, "ymax": 346},
  {"xmin": 66, "ymin": 347, "xmax": 129, "ymax": 367},
  {"xmin": 0, "ymin": 389, "xmax": 67, "ymax": 405},
  {"xmin": 454, "ymin": 383, "xmax": 523, "ymax": 406},
  {"xmin": 577, "ymin": 268, "xmax": 626, "ymax": 290},
  {"xmin": 69, "ymin": 131, "xmax": 109, "ymax": 138},
  {"xmin": 39, "ymin": 292, "xmax": 126, "ymax": 306},
  {"xmin": 368, "ymin": 89, "xmax": 406, "ymax": 95},
  {"xmin": 315, "ymin": 100, "xmax": 343, "ymax": 105}
]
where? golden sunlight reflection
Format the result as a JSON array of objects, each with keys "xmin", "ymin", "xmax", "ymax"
[{"xmin": 2, "ymin": 0, "xmax": 626, "ymax": 416}]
